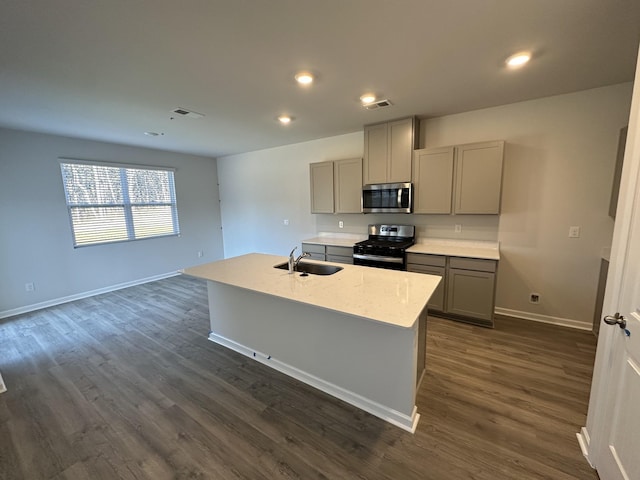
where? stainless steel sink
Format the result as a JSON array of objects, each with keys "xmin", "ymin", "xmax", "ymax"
[{"xmin": 274, "ymin": 261, "xmax": 343, "ymax": 276}]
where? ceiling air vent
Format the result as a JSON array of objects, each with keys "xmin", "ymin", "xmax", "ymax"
[
  {"xmin": 363, "ymin": 99, "xmax": 393, "ymax": 110},
  {"xmin": 172, "ymin": 108, "xmax": 205, "ymax": 119}
]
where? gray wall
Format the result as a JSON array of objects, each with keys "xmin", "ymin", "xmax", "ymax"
[
  {"xmin": 0, "ymin": 128, "xmax": 224, "ymax": 316},
  {"xmin": 217, "ymin": 83, "xmax": 633, "ymax": 327}
]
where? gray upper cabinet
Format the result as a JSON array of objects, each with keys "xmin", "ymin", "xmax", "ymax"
[
  {"xmin": 412, "ymin": 146, "xmax": 455, "ymax": 214},
  {"xmin": 310, "ymin": 158, "xmax": 362, "ymax": 214},
  {"xmin": 363, "ymin": 117, "xmax": 416, "ymax": 184},
  {"xmin": 309, "ymin": 161, "xmax": 334, "ymax": 213},
  {"xmin": 413, "ymin": 140, "xmax": 504, "ymax": 215},
  {"xmin": 334, "ymin": 157, "xmax": 363, "ymax": 214},
  {"xmin": 454, "ymin": 141, "xmax": 504, "ymax": 214}
]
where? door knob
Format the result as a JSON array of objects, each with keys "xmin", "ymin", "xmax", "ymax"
[{"xmin": 604, "ymin": 312, "xmax": 627, "ymax": 330}]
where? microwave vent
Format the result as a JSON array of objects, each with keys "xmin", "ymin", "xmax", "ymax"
[{"xmin": 364, "ymin": 99, "xmax": 393, "ymax": 110}]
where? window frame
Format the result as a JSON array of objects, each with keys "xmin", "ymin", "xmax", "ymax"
[{"xmin": 59, "ymin": 158, "xmax": 180, "ymax": 248}]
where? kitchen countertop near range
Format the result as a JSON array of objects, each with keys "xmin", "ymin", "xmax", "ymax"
[
  {"xmin": 302, "ymin": 232, "xmax": 367, "ymax": 247},
  {"xmin": 407, "ymin": 239, "xmax": 500, "ymax": 260}
]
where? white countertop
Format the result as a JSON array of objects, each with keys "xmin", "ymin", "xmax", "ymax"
[
  {"xmin": 302, "ymin": 232, "xmax": 367, "ymax": 247},
  {"xmin": 303, "ymin": 233, "xmax": 499, "ymax": 260},
  {"xmin": 407, "ymin": 239, "xmax": 500, "ymax": 260},
  {"xmin": 182, "ymin": 253, "xmax": 440, "ymax": 329}
]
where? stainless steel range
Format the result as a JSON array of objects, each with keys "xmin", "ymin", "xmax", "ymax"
[{"xmin": 353, "ymin": 224, "xmax": 415, "ymax": 270}]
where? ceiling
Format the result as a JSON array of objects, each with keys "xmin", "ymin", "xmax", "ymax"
[{"xmin": 1, "ymin": 0, "xmax": 639, "ymax": 159}]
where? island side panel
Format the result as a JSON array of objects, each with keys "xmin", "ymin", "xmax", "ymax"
[{"xmin": 206, "ymin": 280, "xmax": 419, "ymax": 429}]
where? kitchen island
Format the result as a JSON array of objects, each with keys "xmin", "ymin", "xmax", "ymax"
[{"xmin": 182, "ymin": 253, "xmax": 440, "ymax": 432}]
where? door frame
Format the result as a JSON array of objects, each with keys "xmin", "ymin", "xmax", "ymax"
[{"xmin": 579, "ymin": 43, "xmax": 640, "ymax": 470}]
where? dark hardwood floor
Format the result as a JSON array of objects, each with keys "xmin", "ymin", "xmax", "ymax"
[{"xmin": 0, "ymin": 275, "xmax": 598, "ymax": 479}]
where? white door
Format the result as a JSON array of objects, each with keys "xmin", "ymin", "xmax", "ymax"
[{"xmin": 583, "ymin": 43, "xmax": 640, "ymax": 480}]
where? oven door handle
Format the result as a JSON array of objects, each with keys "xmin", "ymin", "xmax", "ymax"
[{"xmin": 353, "ymin": 254, "xmax": 404, "ymax": 264}]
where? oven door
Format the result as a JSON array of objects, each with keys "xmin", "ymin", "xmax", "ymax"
[
  {"xmin": 353, "ymin": 253, "xmax": 406, "ymax": 270},
  {"xmin": 362, "ymin": 183, "xmax": 412, "ymax": 213}
]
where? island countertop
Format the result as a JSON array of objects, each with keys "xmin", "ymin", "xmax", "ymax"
[{"xmin": 182, "ymin": 253, "xmax": 440, "ymax": 329}]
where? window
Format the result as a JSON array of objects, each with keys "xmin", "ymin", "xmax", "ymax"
[{"xmin": 60, "ymin": 159, "xmax": 179, "ymax": 247}]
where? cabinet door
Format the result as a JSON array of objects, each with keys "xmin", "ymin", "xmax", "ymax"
[
  {"xmin": 363, "ymin": 123, "xmax": 388, "ymax": 184},
  {"xmin": 454, "ymin": 141, "xmax": 504, "ymax": 214},
  {"xmin": 388, "ymin": 117, "xmax": 414, "ymax": 183},
  {"xmin": 412, "ymin": 146, "xmax": 454, "ymax": 214},
  {"xmin": 309, "ymin": 161, "xmax": 334, "ymax": 213},
  {"xmin": 407, "ymin": 264, "xmax": 446, "ymax": 311},
  {"xmin": 446, "ymin": 268, "xmax": 495, "ymax": 322},
  {"xmin": 334, "ymin": 158, "xmax": 363, "ymax": 213}
]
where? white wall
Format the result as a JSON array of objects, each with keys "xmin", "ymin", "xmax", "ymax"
[
  {"xmin": 217, "ymin": 132, "xmax": 364, "ymax": 258},
  {"xmin": 0, "ymin": 128, "xmax": 224, "ymax": 316},
  {"xmin": 217, "ymin": 83, "xmax": 633, "ymax": 327},
  {"xmin": 422, "ymin": 84, "xmax": 632, "ymax": 326}
]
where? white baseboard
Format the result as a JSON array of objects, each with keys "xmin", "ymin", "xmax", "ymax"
[
  {"xmin": 208, "ymin": 332, "xmax": 420, "ymax": 433},
  {"xmin": 576, "ymin": 427, "xmax": 595, "ymax": 468},
  {"xmin": 0, "ymin": 271, "xmax": 181, "ymax": 320},
  {"xmin": 495, "ymin": 307, "xmax": 592, "ymax": 331}
]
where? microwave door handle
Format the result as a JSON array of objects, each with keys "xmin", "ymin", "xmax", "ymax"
[{"xmin": 397, "ymin": 188, "xmax": 402, "ymax": 208}]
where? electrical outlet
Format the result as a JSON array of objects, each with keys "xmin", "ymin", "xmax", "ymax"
[
  {"xmin": 529, "ymin": 293, "xmax": 540, "ymax": 304},
  {"xmin": 283, "ymin": 219, "xmax": 289, "ymax": 226},
  {"xmin": 25, "ymin": 282, "xmax": 35, "ymax": 292},
  {"xmin": 339, "ymin": 221, "xmax": 344, "ymax": 229},
  {"xmin": 569, "ymin": 226, "xmax": 580, "ymax": 238},
  {"xmin": 455, "ymin": 224, "xmax": 462, "ymax": 233}
]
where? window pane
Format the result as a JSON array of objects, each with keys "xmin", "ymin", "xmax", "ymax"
[
  {"xmin": 70, "ymin": 206, "xmax": 128, "ymax": 246},
  {"xmin": 62, "ymin": 164, "xmax": 123, "ymax": 205},
  {"xmin": 61, "ymin": 161, "xmax": 179, "ymax": 247},
  {"xmin": 132, "ymin": 205, "xmax": 176, "ymax": 238},
  {"xmin": 127, "ymin": 169, "xmax": 173, "ymax": 204}
]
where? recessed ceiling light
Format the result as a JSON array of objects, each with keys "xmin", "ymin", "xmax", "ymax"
[
  {"xmin": 360, "ymin": 93, "xmax": 376, "ymax": 105},
  {"xmin": 278, "ymin": 115, "xmax": 292, "ymax": 124},
  {"xmin": 295, "ymin": 72, "xmax": 314, "ymax": 85},
  {"xmin": 506, "ymin": 51, "xmax": 531, "ymax": 68}
]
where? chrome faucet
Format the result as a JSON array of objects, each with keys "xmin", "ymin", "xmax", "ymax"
[
  {"xmin": 288, "ymin": 246, "xmax": 297, "ymax": 273},
  {"xmin": 295, "ymin": 251, "xmax": 311, "ymax": 267},
  {"xmin": 288, "ymin": 246, "xmax": 311, "ymax": 273}
]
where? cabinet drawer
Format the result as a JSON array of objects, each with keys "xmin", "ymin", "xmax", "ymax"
[
  {"xmin": 302, "ymin": 243, "xmax": 325, "ymax": 255},
  {"xmin": 406, "ymin": 253, "xmax": 446, "ymax": 267},
  {"xmin": 449, "ymin": 257, "xmax": 496, "ymax": 273},
  {"xmin": 326, "ymin": 254, "xmax": 353, "ymax": 265},
  {"xmin": 326, "ymin": 245, "xmax": 353, "ymax": 257}
]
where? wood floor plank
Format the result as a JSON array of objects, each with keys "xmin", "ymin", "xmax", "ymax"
[{"xmin": 0, "ymin": 275, "xmax": 599, "ymax": 479}]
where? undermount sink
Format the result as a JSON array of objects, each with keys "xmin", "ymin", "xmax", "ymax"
[{"xmin": 274, "ymin": 261, "xmax": 343, "ymax": 276}]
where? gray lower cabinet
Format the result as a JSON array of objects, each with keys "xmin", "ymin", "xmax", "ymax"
[
  {"xmin": 302, "ymin": 243, "xmax": 353, "ymax": 264},
  {"xmin": 406, "ymin": 254, "xmax": 446, "ymax": 311},
  {"xmin": 301, "ymin": 243, "xmax": 326, "ymax": 261},
  {"xmin": 326, "ymin": 245, "xmax": 354, "ymax": 264},
  {"xmin": 407, "ymin": 253, "xmax": 497, "ymax": 327}
]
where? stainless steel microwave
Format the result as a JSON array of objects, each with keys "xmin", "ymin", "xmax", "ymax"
[{"xmin": 362, "ymin": 183, "xmax": 412, "ymax": 213}]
